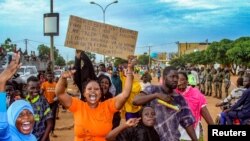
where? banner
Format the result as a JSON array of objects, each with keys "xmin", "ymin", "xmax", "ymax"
[{"xmin": 65, "ymin": 15, "xmax": 138, "ymax": 59}]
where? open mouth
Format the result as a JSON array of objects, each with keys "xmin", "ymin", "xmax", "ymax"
[
  {"xmin": 89, "ymin": 93, "xmax": 97, "ymax": 101},
  {"xmin": 22, "ymin": 121, "xmax": 32, "ymax": 131}
]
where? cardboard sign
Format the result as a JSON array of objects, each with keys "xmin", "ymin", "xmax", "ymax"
[{"xmin": 65, "ymin": 15, "xmax": 138, "ymax": 59}]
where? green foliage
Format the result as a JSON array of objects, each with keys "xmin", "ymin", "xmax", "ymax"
[
  {"xmin": 55, "ymin": 55, "xmax": 66, "ymax": 66},
  {"xmin": 37, "ymin": 44, "xmax": 59, "ymax": 59},
  {"xmin": 169, "ymin": 56, "xmax": 186, "ymax": 67},
  {"xmin": 227, "ymin": 39, "xmax": 250, "ymax": 67},
  {"xmin": 67, "ymin": 60, "xmax": 75, "ymax": 66},
  {"xmin": 114, "ymin": 57, "xmax": 127, "ymax": 66},
  {"xmin": 1, "ymin": 38, "xmax": 17, "ymax": 52},
  {"xmin": 137, "ymin": 54, "xmax": 149, "ymax": 65},
  {"xmin": 172, "ymin": 37, "xmax": 250, "ymax": 69}
]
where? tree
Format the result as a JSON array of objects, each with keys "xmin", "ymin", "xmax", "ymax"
[
  {"xmin": 37, "ymin": 44, "xmax": 59, "ymax": 61},
  {"xmin": 169, "ymin": 56, "xmax": 186, "ymax": 68},
  {"xmin": 137, "ymin": 54, "xmax": 149, "ymax": 65},
  {"xmin": 1, "ymin": 38, "xmax": 17, "ymax": 52},
  {"xmin": 67, "ymin": 60, "xmax": 75, "ymax": 66},
  {"xmin": 55, "ymin": 55, "xmax": 66, "ymax": 66},
  {"xmin": 114, "ymin": 57, "xmax": 127, "ymax": 67},
  {"xmin": 227, "ymin": 39, "xmax": 250, "ymax": 74}
]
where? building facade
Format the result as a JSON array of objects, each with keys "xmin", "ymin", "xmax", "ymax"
[{"xmin": 178, "ymin": 42, "xmax": 210, "ymax": 56}]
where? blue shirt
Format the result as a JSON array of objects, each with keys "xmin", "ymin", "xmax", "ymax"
[
  {"xmin": 0, "ymin": 92, "xmax": 37, "ymax": 141},
  {"xmin": 142, "ymin": 85, "xmax": 195, "ymax": 141},
  {"xmin": 231, "ymin": 88, "xmax": 250, "ymax": 116}
]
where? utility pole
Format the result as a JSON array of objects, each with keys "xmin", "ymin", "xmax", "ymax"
[
  {"xmin": 148, "ymin": 46, "xmax": 151, "ymax": 70},
  {"xmin": 50, "ymin": 0, "xmax": 55, "ymax": 71},
  {"xmin": 24, "ymin": 39, "xmax": 28, "ymax": 55}
]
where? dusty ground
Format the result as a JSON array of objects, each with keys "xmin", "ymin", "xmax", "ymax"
[{"xmin": 50, "ymin": 75, "xmax": 238, "ymax": 141}]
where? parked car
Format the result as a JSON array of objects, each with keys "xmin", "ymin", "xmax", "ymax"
[
  {"xmin": 17, "ymin": 66, "xmax": 38, "ymax": 83},
  {"xmin": 54, "ymin": 69, "xmax": 64, "ymax": 78}
]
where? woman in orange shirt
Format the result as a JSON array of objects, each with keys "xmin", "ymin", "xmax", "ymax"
[{"xmin": 55, "ymin": 56, "xmax": 135, "ymax": 141}]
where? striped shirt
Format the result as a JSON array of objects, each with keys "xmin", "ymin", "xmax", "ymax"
[
  {"xmin": 26, "ymin": 95, "xmax": 53, "ymax": 140},
  {"xmin": 142, "ymin": 85, "xmax": 195, "ymax": 141}
]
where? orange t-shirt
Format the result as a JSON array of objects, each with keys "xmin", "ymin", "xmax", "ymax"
[
  {"xmin": 68, "ymin": 97, "xmax": 118, "ymax": 141},
  {"xmin": 41, "ymin": 81, "xmax": 57, "ymax": 104}
]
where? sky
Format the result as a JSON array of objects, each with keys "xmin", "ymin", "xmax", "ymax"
[{"xmin": 1, "ymin": 0, "xmax": 250, "ymax": 62}]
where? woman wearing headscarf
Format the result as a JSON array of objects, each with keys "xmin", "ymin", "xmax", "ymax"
[{"xmin": 0, "ymin": 52, "xmax": 36, "ymax": 141}]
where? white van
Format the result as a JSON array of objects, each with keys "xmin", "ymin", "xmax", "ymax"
[{"xmin": 17, "ymin": 66, "xmax": 38, "ymax": 83}]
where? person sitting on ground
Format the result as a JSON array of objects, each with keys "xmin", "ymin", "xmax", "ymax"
[
  {"xmin": 0, "ymin": 52, "xmax": 36, "ymax": 141},
  {"xmin": 106, "ymin": 106, "xmax": 160, "ymax": 141},
  {"xmin": 55, "ymin": 55, "xmax": 135, "ymax": 141}
]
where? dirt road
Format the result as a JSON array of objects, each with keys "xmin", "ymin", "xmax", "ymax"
[{"xmin": 51, "ymin": 75, "xmax": 238, "ymax": 141}]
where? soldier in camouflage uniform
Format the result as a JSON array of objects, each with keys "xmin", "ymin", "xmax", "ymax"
[
  {"xmin": 206, "ymin": 68, "xmax": 213, "ymax": 96},
  {"xmin": 224, "ymin": 68, "xmax": 231, "ymax": 97},
  {"xmin": 214, "ymin": 68, "xmax": 224, "ymax": 99},
  {"xmin": 199, "ymin": 67, "xmax": 206, "ymax": 94},
  {"xmin": 213, "ymin": 70, "xmax": 220, "ymax": 98}
]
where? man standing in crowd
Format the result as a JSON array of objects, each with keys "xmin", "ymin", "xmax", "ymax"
[
  {"xmin": 41, "ymin": 71, "xmax": 58, "ymax": 137},
  {"xmin": 133, "ymin": 66, "xmax": 197, "ymax": 141},
  {"xmin": 26, "ymin": 76, "xmax": 53, "ymax": 141}
]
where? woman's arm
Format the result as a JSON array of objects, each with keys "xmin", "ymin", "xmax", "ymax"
[
  {"xmin": 0, "ymin": 52, "xmax": 21, "ymax": 140},
  {"xmin": 201, "ymin": 106, "xmax": 214, "ymax": 125},
  {"xmin": 106, "ymin": 118, "xmax": 140, "ymax": 141},
  {"xmin": 185, "ymin": 125, "xmax": 198, "ymax": 141},
  {"xmin": 55, "ymin": 70, "xmax": 76, "ymax": 109},
  {"xmin": 114, "ymin": 57, "xmax": 135, "ymax": 110}
]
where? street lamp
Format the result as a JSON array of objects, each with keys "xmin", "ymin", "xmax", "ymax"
[
  {"xmin": 90, "ymin": 0, "xmax": 118, "ymax": 64},
  {"xmin": 43, "ymin": 0, "xmax": 59, "ymax": 71},
  {"xmin": 90, "ymin": 0, "xmax": 118, "ymax": 24}
]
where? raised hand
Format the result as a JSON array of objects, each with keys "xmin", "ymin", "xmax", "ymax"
[
  {"xmin": 127, "ymin": 55, "xmax": 137, "ymax": 68},
  {"xmin": 125, "ymin": 118, "xmax": 141, "ymax": 127},
  {"xmin": 0, "ymin": 52, "xmax": 21, "ymax": 83},
  {"xmin": 61, "ymin": 70, "xmax": 76, "ymax": 79},
  {"xmin": 75, "ymin": 50, "xmax": 82, "ymax": 59}
]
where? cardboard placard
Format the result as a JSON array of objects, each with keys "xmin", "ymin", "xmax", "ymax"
[{"xmin": 65, "ymin": 15, "xmax": 138, "ymax": 59}]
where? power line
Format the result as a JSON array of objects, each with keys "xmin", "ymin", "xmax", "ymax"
[{"xmin": 136, "ymin": 41, "xmax": 176, "ymax": 48}]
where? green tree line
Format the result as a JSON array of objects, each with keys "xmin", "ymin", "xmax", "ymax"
[{"xmin": 169, "ymin": 37, "xmax": 250, "ymax": 75}]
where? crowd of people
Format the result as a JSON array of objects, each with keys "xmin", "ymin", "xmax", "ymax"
[{"xmin": 0, "ymin": 51, "xmax": 250, "ymax": 141}]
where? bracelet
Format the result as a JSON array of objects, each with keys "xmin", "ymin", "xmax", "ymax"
[{"xmin": 126, "ymin": 72, "xmax": 133, "ymax": 75}]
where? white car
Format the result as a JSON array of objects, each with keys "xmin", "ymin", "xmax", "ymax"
[
  {"xmin": 54, "ymin": 69, "xmax": 64, "ymax": 78},
  {"xmin": 17, "ymin": 66, "xmax": 38, "ymax": 83}
]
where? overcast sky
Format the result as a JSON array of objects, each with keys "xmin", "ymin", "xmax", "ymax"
[{"xmin": 1, "ymin": 0, "xmax": 250, "ymax": 62}]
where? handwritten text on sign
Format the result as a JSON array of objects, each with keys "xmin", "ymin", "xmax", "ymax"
[{"xmin": 65, "ymin": 15, "xmax": 138, "ymax": 59}]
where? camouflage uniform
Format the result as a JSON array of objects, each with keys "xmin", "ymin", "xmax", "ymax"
[
  {"xmin": 213, "ymin": 71, "xmax": 219, "ymax": 98},
  {"xmin": 199, "ymin": 69, "xmax": 206, "ymax": 94},
  {"xmin": 206, "ymin": 69, "xmax": 213, "ymax": 96},
  {"xmin": 224, "ymin": 71, "xmax": 231, "ymax": 97}
]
